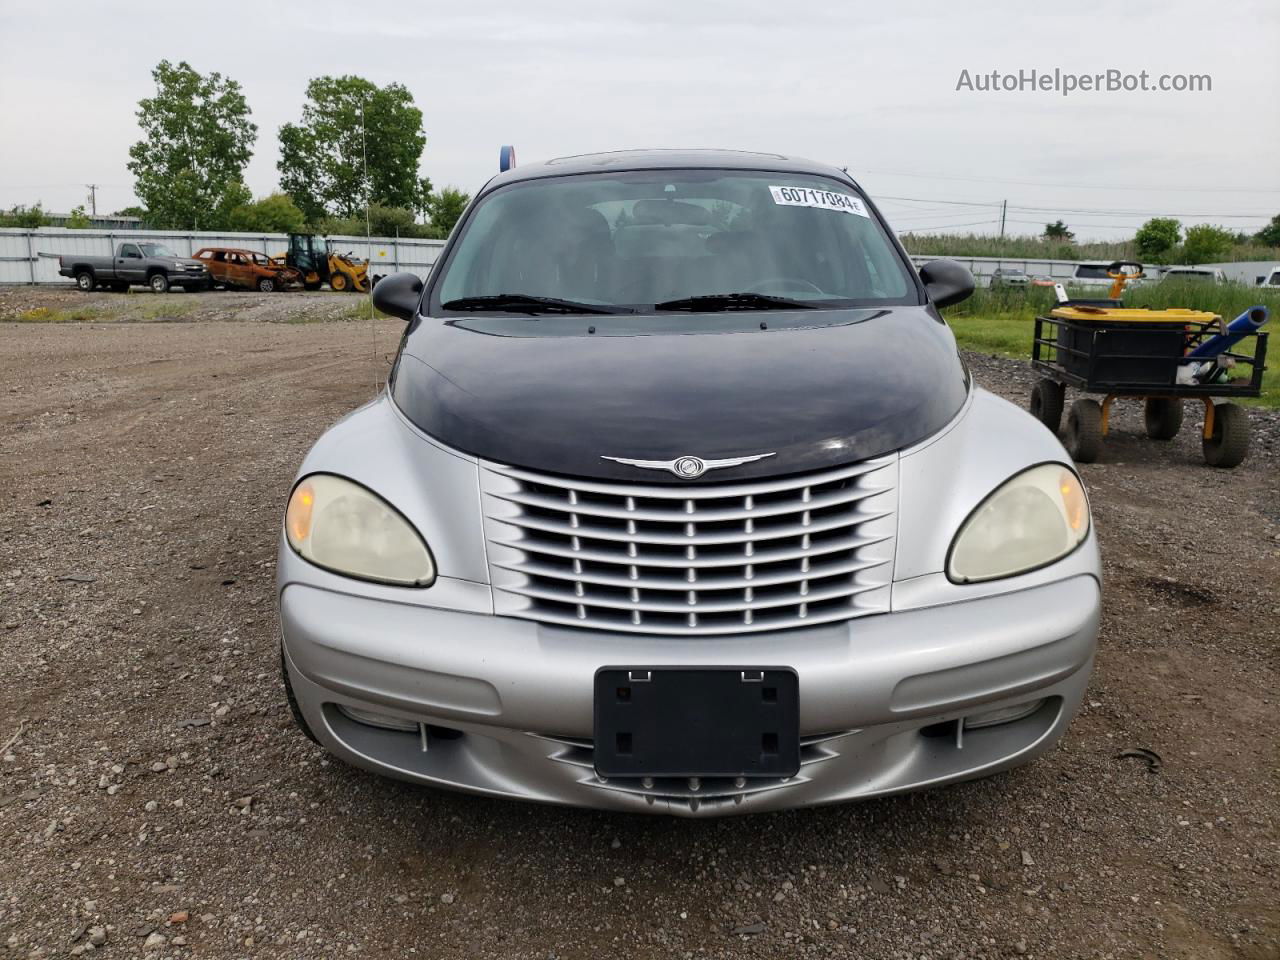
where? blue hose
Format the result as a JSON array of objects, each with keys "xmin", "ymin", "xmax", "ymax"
[{"xmin": 1186, "ymin": 306, "xmax": 1269, "ymax": 358}]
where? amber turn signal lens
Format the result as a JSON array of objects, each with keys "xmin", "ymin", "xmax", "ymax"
[
  {"xmin": 1059, "ymin": 470, "xmax": 1087, "ymax": 532},
  {"xmin": 286, "ymin": 482, "xmax": 315, "ymax": 543}
]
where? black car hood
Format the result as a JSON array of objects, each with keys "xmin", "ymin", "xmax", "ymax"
[{"xmin": 391, "ymin": 307, "xmax": 968, "ymax": 482}]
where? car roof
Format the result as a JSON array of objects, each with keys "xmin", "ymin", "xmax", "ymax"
[
  {"xmin": 486, "ymin": 149, "xmax": 854, "ymax": 187},
  {"xmin": 196, "ymin": 247, "xmax": 258, "ymax": 255}
]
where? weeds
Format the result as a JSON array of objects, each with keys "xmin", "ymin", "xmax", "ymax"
[
  {"xmin": 341, "ymin": 301, "xmax": 393, "ymax": 321},
  {"xmin": 11, "ymin": 305, "xmax": 104, "ymax": 323},
  {"xmin": 902, "ymin": 232, "xmax": 1280, "ymax": 265},
  {"xmin": 135, "ymin": 299, "xmax": 198, "ymax": 320},
  {"xmin": 944, "ymin": 282, "xmax": 1280, "ymax": 323}
]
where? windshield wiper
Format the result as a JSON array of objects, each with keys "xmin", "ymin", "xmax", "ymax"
[
  {"xmin": 653, "ymin": 292, "xmax": 816, "ymax": 312},
  {"xmin": 441, "ymin": 294, "xmax": 627, "ymax": 315}
]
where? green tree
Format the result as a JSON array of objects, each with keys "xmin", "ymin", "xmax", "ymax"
[
  {"xmin": 226, "ymin": 193, "xmax": 307, "ymax": 233},
  {"xmin": 1043, "ymin": 220, "xmax": 1074, "ymax": 241},
  {"xmin": 1134, "ymin": 217, "xmax": 1181, "ymax": 262},
  {"xmin": 278, "ymin": 76, "xmax": 431, "ymax": 221},
  {"xmin": 317, "ymin": 204, "xmax": 435, "ymax": 239},
  {"xmin": 0, "ymin": 203, "xmax": 50, "ymax": 227},
  {"xmin": 64, "ymin": 205, "xmax": 92, "ymax": 228},
  {"xmin": 423, "ymin": 187, "xmax": 470, "ymax": 238},
  {"xmin": 1180, "ymin": 224, "xmax": 1233, "ymax": 264},
  {"xmin": 1255, "ymin": 214, "xmax": 1280, "ymax": 247},
  {"xmin": 127, "ymin": 60, "xmax": 257, "ymax": 230}
]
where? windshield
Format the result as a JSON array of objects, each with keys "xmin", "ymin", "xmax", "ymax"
[
  {"xmin": 138, "ymin": 243, "xmax": 178, "ymax": 258},
  {"xmin": 434, "ymin": 170, "xmax": 916, "ymax": 313}
]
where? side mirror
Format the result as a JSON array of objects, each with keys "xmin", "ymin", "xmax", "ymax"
[
  {"xmin": 372, "ymin": 271, "xmax": 424, "ymax": 321},
  {"xmin": 919, "ymin": 259, "xmax": 974, "ymax": 309}
]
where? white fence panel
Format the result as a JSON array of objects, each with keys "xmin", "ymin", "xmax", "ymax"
[
  {"xmin": 0, "ymin": 227, "xmax": 447, "ymax": 285},
  {"xmin": 7, "ymin": 228, "xmax": 1270, "ymax": 288}
]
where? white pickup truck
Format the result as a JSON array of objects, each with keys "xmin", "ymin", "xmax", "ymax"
[{"xmin": 1257, "ymin": 266, "xmax": 1280, "ymax": 288}]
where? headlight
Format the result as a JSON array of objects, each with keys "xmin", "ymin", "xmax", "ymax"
[
  {"xmin": 947, "ymin": 464, "xmax": 1089, "ymax": 583},
  {"xmin": 284, "ymin": 474, "xmax": 435, "ymax": 587}
]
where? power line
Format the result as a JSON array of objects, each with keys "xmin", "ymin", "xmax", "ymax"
[
  {"xmin": 887, "ymin": 209, "xmax": 1004, "ymax": 223},
  {"xmin": 876, "ymin": 195, "xmax": 1002, "ymax": 208},
  {"xmin": 857, "ymin": 167, "xmax": 1280, "ymax": 194},
  {"xmin": 897, "ymin": 219, "xmax": 1002, "ymax": 232},
  {"xmin": 1006, "ymin": 204, "xmax": 1265, "ymax": 220},
  {"xmin": 1006, "ymin": 218, "xmax": 1147, "ymax": 230},
  {"xmin": 878, "ymin": 193, "xmax": 1268, "ymax": 220}
]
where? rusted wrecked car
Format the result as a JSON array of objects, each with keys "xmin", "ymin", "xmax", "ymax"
[{"xmin": 193, "ymin": 247, "xmax": 300, "ymax": 292}]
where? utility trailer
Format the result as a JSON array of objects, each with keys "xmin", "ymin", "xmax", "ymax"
[{"xmin": 1028, "ymin": 305, "xmax": 1269, "ymax": 468}]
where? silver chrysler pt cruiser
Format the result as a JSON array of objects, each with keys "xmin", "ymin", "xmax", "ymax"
[{"xmin": 278, "ymin": 150, "xmax": 1100, "ymax": 816}]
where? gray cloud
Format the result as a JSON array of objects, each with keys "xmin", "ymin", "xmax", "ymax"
[{"xmin": 1, "ymin": 0, "xmax": 1276, "ymax": 238}]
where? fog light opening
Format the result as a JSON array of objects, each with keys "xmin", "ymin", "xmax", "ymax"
[
  {"xmin": 963, "ymin": 699, "xmax": 1045, "ymax": 731},
  {"xmin": 336, "ymin": 704, "xmax": 419, "ymax": 733}
]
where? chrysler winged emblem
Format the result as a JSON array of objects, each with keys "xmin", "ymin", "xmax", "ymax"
[{"xmin": 601, "ymin": 452, "xmax": 775, "ymax": 480}]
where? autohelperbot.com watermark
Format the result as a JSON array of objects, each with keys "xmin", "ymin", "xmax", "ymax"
[{"xmin": 955, "ymin": 68, "xmax": 1211, "ymax": 96}]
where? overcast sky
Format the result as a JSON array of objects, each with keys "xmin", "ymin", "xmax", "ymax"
[{"xmin": 1, "ymin": 0, "xmax": 1277, "ymax": 240}]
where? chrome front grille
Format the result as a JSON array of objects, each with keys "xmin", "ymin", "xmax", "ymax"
[{"xmin": 480, "ymin": 456, "xmax": 897, "ymax": 635}]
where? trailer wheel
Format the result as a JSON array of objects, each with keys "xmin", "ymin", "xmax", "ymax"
[
  {"xmin": 1065, "ymin": 398, "xmax": 1103, "ymax": 463},
  {"xmin": 148, "ymin": 272, "xmax": 170, "ymax": 294},
  {"xmin": 1143, "ymin": 397, "xmax": 1183, "ymax": 440},
  {"xmin": 1202, "ymin": 403, "xmax": 1249, "ymax": 468},
  {"xmin": 257, "ymin": 276, "xmax": 276, "ymax": 293},
  {"xmin": 1029, "ymin": 379, "xmax": 1065, "ymax": 433},
  {"xmin": 75, "ymin": 270, "xmax": 95, "ymax": 292}
]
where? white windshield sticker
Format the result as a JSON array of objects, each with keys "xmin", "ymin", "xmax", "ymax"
[{"xmin": 769, "ymin": 185, "xmax": 869, "ymax": 217}]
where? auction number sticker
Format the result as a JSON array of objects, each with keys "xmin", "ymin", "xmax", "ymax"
[{"xmin": 769, "ymin": 185, "xmax": 869, "ymax": 217}]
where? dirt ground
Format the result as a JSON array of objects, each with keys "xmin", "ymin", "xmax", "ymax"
[
  {"xmin": 0, "ymin": 286, "xmax": 368, "ymax": 326},
  {"xmin": 1, "ymin": 290, "xmax": 1277, "ymax": 959}
]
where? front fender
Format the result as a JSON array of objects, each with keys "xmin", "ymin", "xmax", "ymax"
[
  {"xmin": 288, "ymin": 393, "xmax": 489, "ymax": 585},
  {"xmin": 892, "ymin": 388, "xmax": 1100, "ymax": 606}
]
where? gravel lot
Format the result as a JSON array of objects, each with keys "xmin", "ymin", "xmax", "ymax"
[{"xmin": 1, "ymin": 291, "xmax": 1277, "ymax": 959}]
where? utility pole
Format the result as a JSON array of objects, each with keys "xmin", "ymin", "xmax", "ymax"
[
  {"xmin": 85, "ymin": 184, "xmax": 98, "ymax": 216},
  {"xmin": 999, "ymin": 199, "xmax": 1007, "ymax": 238}
]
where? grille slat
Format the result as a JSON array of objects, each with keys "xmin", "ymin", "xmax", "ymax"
[
  {"xmin": 494, "ymin": 553, "xmax": 888, "ymax": 592},
  {"xmin": 492, "ymin": 528, "xmax": 887, "ymax": 569},
  {"xmin": 486, "ymin": 480, "xmax": 887, "ymax": 524},
  {"xmin": 499, "ymin": 578, "xmax": 885, "ymax": 615},
  {"xmin": 481, "ymin": 456, "xmax": 897, "ymax": 636},
  {"xmin": 492, "ymin": 508, "xmax": 892, "ymax": 547},
  {"xmin": 494, "ymin": 458, "xmax": 890, "ymax": 499}
]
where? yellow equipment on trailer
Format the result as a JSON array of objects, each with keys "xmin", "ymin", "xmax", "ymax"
[{"xmin": 1026, "ymin": 262, "xmax": 1269, "ymax": 468}]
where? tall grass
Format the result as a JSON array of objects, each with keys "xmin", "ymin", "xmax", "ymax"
[
  {"xmin": 1122, "ymin": 283, "xmax": 1280, "ymax": 316},
  {"xmin": 901, "ymin": 232, "xmax": 1280, "ymax": 264},
  {"xmin": 944, "ymin": 282, "xmax": 1280, "ymax": 322}
]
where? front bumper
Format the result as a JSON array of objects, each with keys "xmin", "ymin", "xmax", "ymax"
[{"xmin": 280, "ymin": 572, "xmax": 1100, "ymax": 816}]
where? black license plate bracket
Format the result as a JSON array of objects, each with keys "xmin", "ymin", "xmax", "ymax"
[{"xmin": 593, "ymin": 667, "xmax": 800, "ymax": 778}]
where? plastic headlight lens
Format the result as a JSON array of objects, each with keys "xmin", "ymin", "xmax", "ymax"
[
  {"xmin": 948, "ymin": 464, "xmax": 1089, "ymax": 583},
  {"xmin": 285, "ymin": 474, "xmax": 435, "ymax": 587}
]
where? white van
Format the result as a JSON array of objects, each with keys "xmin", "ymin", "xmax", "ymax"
[{"xmin": 1161, "ymin": 267, "xmax": 1226, "ymax": 284}]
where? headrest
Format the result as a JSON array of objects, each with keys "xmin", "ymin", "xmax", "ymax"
[{"xmin": 632, "ymin": 198, "xmax": 712, "ymax": 226}]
